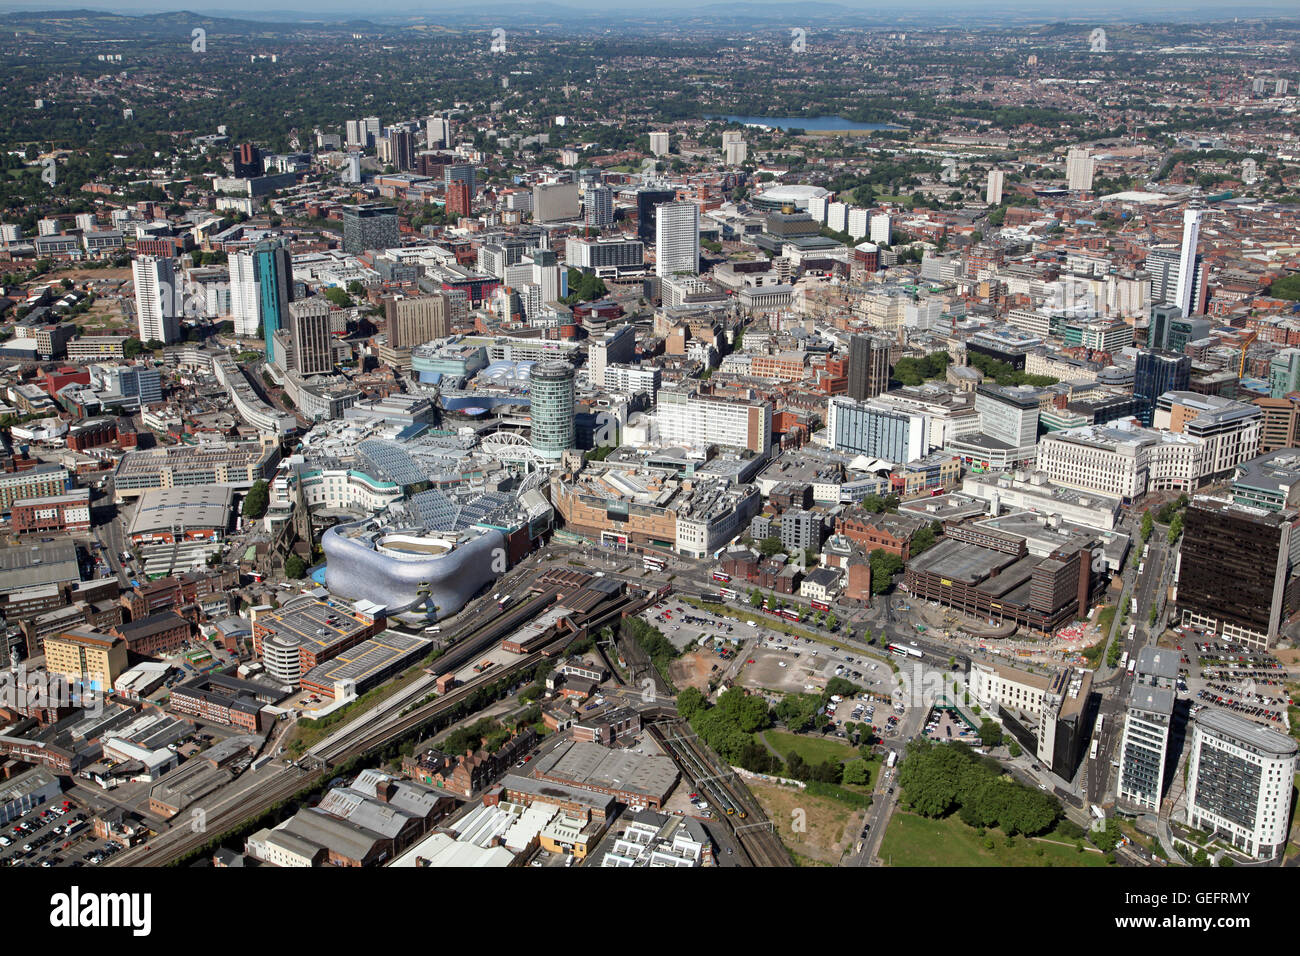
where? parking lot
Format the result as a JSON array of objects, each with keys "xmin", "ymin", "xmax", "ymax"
[
  {"xmin": 644, "ymin": 601, "xmax": 744, "ymax": 651},
  {"xmin": 0, "ymin": 796, "xmax": 122, "ymax": 868},
  {"xmin": 1169, "ymin": 626, "xmax": 1291, "ymax": 727}
]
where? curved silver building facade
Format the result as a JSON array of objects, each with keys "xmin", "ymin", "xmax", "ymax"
[{"xmin": 322, "ymin": 521, "xmax": 507, "ymax": 622}]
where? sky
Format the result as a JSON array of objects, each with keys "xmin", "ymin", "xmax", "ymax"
[{"xmin": 0, "ymin": 0, "xmax": 1290, "ymax": 20}]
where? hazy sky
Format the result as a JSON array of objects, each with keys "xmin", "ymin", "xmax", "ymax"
[{"xmin": 0, "ymin": 0, "xmax": 1288, "ymax": 18}]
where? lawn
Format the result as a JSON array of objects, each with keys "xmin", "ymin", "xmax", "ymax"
[
  {"xmin": 763, "ymin": 730, "xmax": 856, "ymax": 767},
  {"xmin": 878, "ymin": 811, "xmax": 1110, "ymax": 867}
]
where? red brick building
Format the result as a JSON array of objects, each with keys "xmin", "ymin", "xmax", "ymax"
[
  {"xmin": 111, "ymin": 612, "xmax": 191, "ymax": 657},
  {"xmin": 10, "ymin": 489, "xmax": 91, "ymax": 534}
]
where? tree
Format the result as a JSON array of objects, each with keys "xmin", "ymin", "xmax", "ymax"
[
  {"xmin": 1167, "ymin": 512, "xmax": 1183, "ymax": 545},
  {"xmin": 242, "ymin": 479, "xmax": 269, "ymax": 519},
  {"xmin": 758, "ymin": 536, "xmax": 784, "ymax": 558},
  {"xmin": 677, "ymin": 686, "xmax": 707, "ymax": 720},
  {"xmin": 284, "ymin": 553, "xmax": 308, "ymax": 579},
  {"xmin": 978, "ymin": 719, "xmax": 1004, "ymax": 748},
  {"xmin": 1140, "ymin": 510, "xmax": 1154, "ymax": 543},
  {"xmin": 842, "ymin": 758, "xmax": 871, "ymax": 786}
]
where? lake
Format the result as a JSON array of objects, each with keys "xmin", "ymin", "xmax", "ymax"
[{"xmin": 708, "ymin": 114, "xmax": 901, "ymax": 131}]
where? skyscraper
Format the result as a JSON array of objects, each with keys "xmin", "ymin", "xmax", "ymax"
[
  {"xmin": 426, "ymin": 115, "xmax": 453, "ymax": 149},
  {"xmin": 654, "ymin": 200, "xmax": 700, "ymax": 278},
  {"xmin": 288, "ymin": 297, "xmax": 333, "ymax": 376},
  {"xmin": 532, "ymin": 183, "xmax": 580, "ymax": 223},
  {"xmin": 132, "ymin": 256, "xmax": 180, "ymax": 345},
  {"xmin": 229, "ymin": 249, "xmax": 261, "ymax": 338},
  {"xmin": 1066, "ymin": 148, "xmax": 1094, "ymax": 191},
  {"xmin": 232, "ymin": 143, "xmax": 262, "ymax": 178},
  {"xmin": 253, "ymin": 238, "xmax": 293, "ymax": 360},
  {"xmin": 530, "ymin": 361, "xmax": 576, "ymax": 461},
  {"xmin": 1133, "ymin": 350, "xmax": 1190, "ymax": 425},
  {"xmin": 985, "ymin": 169, "xmax": 1004, "ymax": 206},
  {"xmin": 636, "ymin": 188, "xmax": 676, "ymax": 245},
  {"xmin": 384, "ymin": 293, "xmax": 450, "ymax": 349},
  {"xmin": 1174, "ymin": 209, "xmax": 1203, "ymax": 319},
  {"xmin": 847, "ymin": 334, "xmax": 891, "ymax": 401},
  {"xmin": 390, "ymin": 129, "xmax": 416, "ymax": 172},
  {"xmin": 648, "ymin": 131, "xmax": 669, "ymax": 157},
  {"xmin": 342, "ymin": 203, "xmax": 399, "ymax": 255},
  {"xmin": 341, "ymin": 152, "xmax": 362, "ymax": 185},
  {"xmin": 1186, "ymin": 709, "xmax": 1297, "ymax": 859}
]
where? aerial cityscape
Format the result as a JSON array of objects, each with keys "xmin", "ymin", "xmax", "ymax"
[{"xmin": 0, "ymin": 0, "xmax": 1298, "ymax": 896}]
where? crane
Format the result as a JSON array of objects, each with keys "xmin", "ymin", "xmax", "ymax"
[{"xmin": 1239, "ymin": 329, "xmax": 1259, "ymax": 378}]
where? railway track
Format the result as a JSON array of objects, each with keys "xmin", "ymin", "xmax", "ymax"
[{"xmin": 647, "ymin": 720, "xmax": 790, "ymax": 867}]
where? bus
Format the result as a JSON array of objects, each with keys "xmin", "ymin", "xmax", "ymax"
[
  {"xmin": 889, "ymin": 643, "xmax": 923, "ymax": 659},
  {"xmin": 810, "ymin": 599, "xmax": 830, "ymax": 613},
  {"xmin": 1096, "ymin": 714, "xmax": 1104, "ymax": 734},
  {"xmin": 1090, "ymin": 739, "xmax": 1100, "ymax": 760},
  {"xmin": 1128, "ymin": 624, "xmax": 1136, "ymax": 641},
  {"xmin": 1118, "ymin": 652, "xmax": 1128, "ymax": 670},
  {"xmin": 643, "ymin": 555, "xmax": 666, "ymax": 572},
  {"xmin": 718, "ymin": 587, "xmax": 739, "ymax": 601},
  {"xmin": 711, "ymin": 570, "xmax": 731, "ymax": 583},
  {"xmin": 781, "ymin": 609, "xmax": 801, "ymax": 622},
  {"xmin": 1127, "ymin": 658, "xmax": 1137, "ymax": 675}
]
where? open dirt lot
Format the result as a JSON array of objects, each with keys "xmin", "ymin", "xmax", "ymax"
[{"xmin": 748, "ymin": 780, "xmax": 863, "ymax": 865}]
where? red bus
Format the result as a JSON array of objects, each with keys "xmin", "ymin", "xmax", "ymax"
[
  {"xmin": 712, "ymin": 571, "xmax": 731, "ymax": 583},
  {"xmin": 810, "ymin": 600, "xmax": 830, "ymax": 613},
  {"xmin": 781, "ymin": 609, "xmax": 801, "ymax": 622},
  {"xmin": 718, "ymin": 587, "xmax": 739, "ymax": 601}
]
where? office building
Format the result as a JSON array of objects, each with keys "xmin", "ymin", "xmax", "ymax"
[
  {"xmin": 986, "ymin": 169, "xmax": 1004, "ymax": 205},
  {"xmin": 342, "ymin": 203, "xmax": 399, "ymax": 255},
  {"xmin": 1117, "ymin": 685, "xmax": 1174, "ymax": 812},
  {"xmin": 530, "ymin": 361, "xmax": 576, "ymax": 461},
  {"xmin": 384, "ymin": 293, "xmax": 450, "ymax": 350},
  {"xmin": 390, "ymin": 129, "xmax": 416, "ymax": 172},
  {"xmin": 655, "ymin": 201, "xmax": 700, "ymax": 278},
  {"xmin": 1186, "ymin": 710, "xmax": 1297, "ymax": 859},
  {"xmin": 232, "ymin": 144, "xmax": 262, "ymax": 178},
  {"xmin": 588, "ymin": 324, "xmax": 636, "ymax": 386},
  {"xmin": 1153, "ymin": 392, "xmax": 1261, "ymax": 478},
  {"xmin": 655, "ymin": 390, "xmax": 771, "ymax": 455},
  {"xmin": 426, "ymin": 115, "xmax": 452, "ymax": 149},
  {"xmin": 532, "ymin": 183, "xmax": 580, "ymax": 223},
  {"xmin": 1133, "ymin": 350, "xmax": 1191, "ymax": 426},
  {"xmin": 288, "ymin": 297, "xmax": 333, "ymax": 376},
  {"xmin": 1176, "ymin": 495, "xmax": 1300, "ymax": 651},
  {"xmin": 826, "ymin": 396, "xmax": 928, "ymax": 463},
  {"xmin": 1066, "ymin": 148, "xmax": 1094, "ymax": 191},
  {"xmin": 847, "ymin": 334, "xmax": 891, "ymax": 401},
  {"xmin": 636, "ymin": 188, "xmax": 677, "ymax": 245},
  {"xmin": 132, "ymin": 256, "xmax": 180, "ymax": 345},
  {"xmin": 1269, "ymin": 349, "xmax": 1300, "ymax": 399}
]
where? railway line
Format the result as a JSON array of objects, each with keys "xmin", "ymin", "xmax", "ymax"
[{"xmin": 647, "ymin": 720, "xmax": 790, "ymax": 867}]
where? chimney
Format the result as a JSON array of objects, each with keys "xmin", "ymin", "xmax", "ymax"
[{"xmin": 377, "ymin": 780, "xmax": 397, "ymax": 803}]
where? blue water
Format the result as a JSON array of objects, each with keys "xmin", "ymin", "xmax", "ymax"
[
  {"xmin": 311, "ymin": 565, "xmax": 327, "ymax": 585},
  {"xmin": 709, "ymin": 114, "xmax": 900, "ymax": 131}
]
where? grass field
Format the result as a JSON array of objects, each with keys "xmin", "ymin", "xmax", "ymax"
[
  {"xmin": 763, "ymin": 730, "xmax": 857, "ymax": 767},
  {"xmin": 878, "ymin": 812, "xmax": 1110, "ymax": 867}
]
